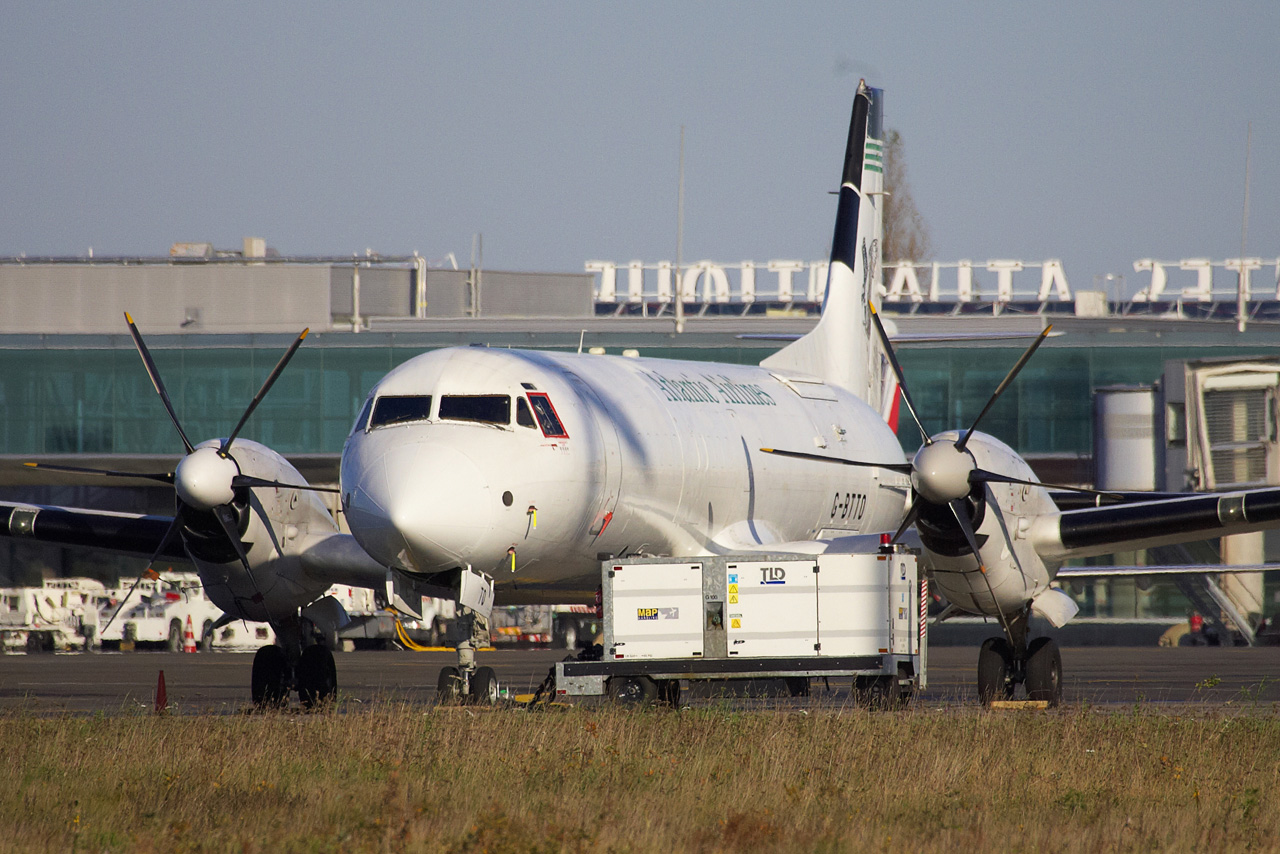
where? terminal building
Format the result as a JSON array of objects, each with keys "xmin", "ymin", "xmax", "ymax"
[{"xmin": 3, "ymin": 242, "xmax": 1279, "ymax": 634}]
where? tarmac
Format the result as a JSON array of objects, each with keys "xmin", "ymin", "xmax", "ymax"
[{"xmin": 3, "ymin": 645, "xmax": 1280, "ymax": 714}]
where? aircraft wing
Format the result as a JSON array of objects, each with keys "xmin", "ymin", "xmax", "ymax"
[
  {"xmin": 0, "ymin": 501, "xmax": 186, "ymax": 561},
  {"xmin": 1055, "ymin": 564, "xmax": 1270, "ymax": 578},
  {"xmin": 1047, "ymin": 491, "xmax": 1189, "ymax": 510},
  {"xmin": 1032, "ymin": 487, "xmax": 1280, "ymax": 561},
  {"xmin": 0, "ymin": 500, "xmax": 388, "ymax": 590},
  {"xmin": 738, "ymin": 330, "xmax": 1058, "ymax": 344}
]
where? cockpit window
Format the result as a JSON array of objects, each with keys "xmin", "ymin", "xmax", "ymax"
[
  {"xmin": 439, "ymin": 395, "xmax": 510, "ymax": 425},
  {"xmin": 527, "ymin": 393, "xmax": 569, "ymax": 438},
  {"xmin": 352, "ymin": 397, "xmax": 373, "ymax": 434},
  {"xmin": 370, "ymin": 395, "xmax": 433, "ymax": 428},
  {"xmin": 516, "ymin": 397, "xmax": 536, "ymax": 428}
]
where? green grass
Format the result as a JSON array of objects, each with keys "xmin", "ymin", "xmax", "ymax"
[{"xmin": 3, "ymin": 704, "xmax": 1279, "ymax": 852}]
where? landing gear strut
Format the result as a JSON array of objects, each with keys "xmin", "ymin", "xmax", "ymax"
[{"xmin": 977, "ymin": 610, "xmax": 1062, "ymax": 707}]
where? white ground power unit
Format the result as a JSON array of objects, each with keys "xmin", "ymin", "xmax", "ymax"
[{"xmin": 554, "ymin": 546, "xmax": 926, "ymax": 706}]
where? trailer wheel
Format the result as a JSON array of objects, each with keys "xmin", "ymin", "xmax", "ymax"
[
  {"xmin": 607, "ymin": 675, "xmax": 658, "ymax": 706},
  {"xmin": 852, "ymin": 675, "xmax": 893, "ymax": 709},
  {"xmin": 167, "ymin": 619, "xmax": 182, "ymax": 652}
]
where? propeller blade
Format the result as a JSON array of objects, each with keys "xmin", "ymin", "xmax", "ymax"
[
  {"xmin": 869, "ymin": 303, "xmax": 931, "ymax": 447},
  {"xmin": 124, "ymin": 312, "xmax": 196, "ymax": 456},
  {"xmin": 222, "ymin": 328, "xmax": 310, "ymax": 453},
  {"xmin": 759, "ymin": 447, "xmax": 913, "ymax": 473},
  {"xmin": 889, "ymin": 498, "xmax": 921, "ymax": 545},
  {"xmin": 948, "ymin": 498, "xmax": 986, "ymax": 573},
  {"xmin": 211, "ymin": 504, "xmax": 265, "ymax": 604},
  {"xmin": 955, "ymin": 324, "xmax": 1052, "ymax": 452},
  {"xmin": 102, "ymin": 509, "xmax": 185, "ymax": 635},
  {"xmin": 970, "ymin": 468, "xmax": 1123, "ymax": 499},
  {"xmin": 232, "ymin": 475, "xmax": 341, "ymax": 493},
  {"xmin": 22, "ymin": 462, "xmax": 174, "ymax": 484}
]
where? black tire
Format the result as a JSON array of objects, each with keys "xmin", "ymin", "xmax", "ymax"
[
  {"xmin": 200, "ymin": 620, "xmax": 214, "ymax": 653},
  {"xmin": 167, "ymin": 620, "xmax": 182, "ymax": 653},
  {"xmin": 1025, "ymin": 637, "xmax": 1062, "ymax": 707},
  {"xmin": 437, "ymin": 666, "xmax": 463, "ymax": 702},
  {"xmin": 785, "ymin": 677, "xmax": 811, "ymax": 698},
  {"xmin": 608, "ymin": 675, "xmax": 658, "ymax": 706},
  {"xmin": 469, "ymin": 665, "xmax": 500, "ymax": 705},
  {"xmin": 297, "ymin": 644, "xmax": 338, "ymax": 709},
  {"xmin": 657, "ymin": 679, "xmax": 682, "ymax": 707},
  {"xmin": 852, "ymin": 675, "xmax": 893, "ymax": 709},
  {"xmin": 251, "ymin": 645, "xmax": 290, "ymax": 708},
  {"xmin": 978, "ymin": 637, "xmax": 1015, "ymax": 705}
]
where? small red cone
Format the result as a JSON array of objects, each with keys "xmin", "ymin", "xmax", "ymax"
[
  {"xmin": 183, "ymin": 615, "xmax": 197, "ymax": 653},
  {"xmin": 155, "ymin": 670, "xmax": 167, "ymax": 714}
]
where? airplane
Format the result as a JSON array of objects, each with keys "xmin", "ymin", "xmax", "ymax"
[{"xmin": 8, "ymin": 80, "xmax": 1280, "ymax": 708}]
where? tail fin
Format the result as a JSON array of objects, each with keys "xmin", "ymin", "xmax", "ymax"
[{"xmin": 761, "ymin": 81, "xmax": 885, "ymax": 402}]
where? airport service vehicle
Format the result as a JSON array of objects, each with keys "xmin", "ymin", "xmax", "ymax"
[
  {"xmin": 99, "ymin": 571, "xmax": 224, "ymax": 651},
  {"xmin": 13, "ymin": 82, "xmax": 1280, "ymax": 709},
  {"xmin": 0, "ymin": 578, "xmax": 103, "ymax": 652},
  {"xmin": 552, "ymin": 549, "xmax": 925, "ymax": 705},
  {"xmin": 489, "ymin": 604, "xmax": 600, "ymax": 649},
  {"xmin": 331, "ymin": 585, "xmax": 456, "ymax": 649}
]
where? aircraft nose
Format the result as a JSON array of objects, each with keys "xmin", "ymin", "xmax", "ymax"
[{"xmin": 347, "ymin": 442, "xmax": 494, "ymax": 571}]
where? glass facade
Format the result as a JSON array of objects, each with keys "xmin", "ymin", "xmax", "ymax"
[{"xmin": 0, "ymin": 338, "xmax": 1270, "ymax": 458}]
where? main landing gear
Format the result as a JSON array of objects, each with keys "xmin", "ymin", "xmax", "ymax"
[
  {"xmin": 250, "ymin": 616, "xmax": 338, "ymax": 710},
  {"xmin": 976, "ymin": 610, "xmax": 1062, "ymax": 707},
  {"xmin": 436, "ymin": 608, "xmax": 501, "ymax": 705}
]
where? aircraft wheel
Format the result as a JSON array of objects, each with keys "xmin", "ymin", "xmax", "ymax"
[
  {"xmin": 977, "ymin": 637, "xmax": 1015, "ymax": 705},
  {"xmin": 297, "ymin": 645, "xmax": 338, "ymax": 709},
  {"xmin": 251, "ymin": 645, "xmax": 290, "ymax": 708},
  {"xmin": 469, "ymin": 665, "xmax": 500, "ymax": 705},
  {"xmin": 852, "ymin": 675, "xmax": 893, "ymax": 709},
  {"xmin": 167, "ymin": 619, "xmax": 183, "ymax": 652},
  {"xmin": 607, "ymin": 675, "xmax": 658, "ymax": 706},
  {"xmin": 1025, "ymin": 637, "xmax": 1062, "ymax": 707},
  {"xmin": 437, "ymin": 666, "xmax": 464, "ymax": 703},
  {"xmin": 200, "ymin": 620, "xmax": 214, "ymax": 653},
  {"xmin": 785, "ymin": 676, "xmax": 811, "ymax": 698}
]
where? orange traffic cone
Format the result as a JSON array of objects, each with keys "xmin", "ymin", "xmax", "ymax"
[{"xmin": 183, "ymin": 615, "xmax": 197, "ymax": 653}]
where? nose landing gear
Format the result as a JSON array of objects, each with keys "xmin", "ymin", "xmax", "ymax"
[{"xmin": 436, "ymin": 608, "xmax": 501, "ymax": 705}]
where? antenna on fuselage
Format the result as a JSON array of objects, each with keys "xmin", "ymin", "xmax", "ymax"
[{"xmin": 577, "ymin": 329, "xmax": 586, "ymax": 354}]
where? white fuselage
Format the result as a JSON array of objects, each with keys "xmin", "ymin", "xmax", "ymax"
[{"xmin": 340, "ymin": 347, "xmax": 911, "ymax": 600}]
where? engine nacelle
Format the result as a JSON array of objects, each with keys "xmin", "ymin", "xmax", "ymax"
[
  {"xmin": 919, "ymin": 432, "xmax": 1059, "ymax": 620},
  {"xmin": 183, "ymin": 439, "xmax": 338, "ymax": 622}
]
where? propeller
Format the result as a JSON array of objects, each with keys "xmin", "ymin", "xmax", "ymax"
[
  {"xmin": 26, "ymin": 313, "xmax": 334, "ymax": 613},
  {"xmin": 763, "ymin": 306, "xmax": 1121, "ymax": 563}
]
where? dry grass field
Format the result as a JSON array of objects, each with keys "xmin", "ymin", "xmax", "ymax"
[{"xmin": 3, "ymin": 702, "xmax": 1279, "ymax": 853}]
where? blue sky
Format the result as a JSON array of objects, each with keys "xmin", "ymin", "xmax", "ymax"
[{"xmin": 2, "ymin": 3, "xmax": 1277, "ymax": 295}]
